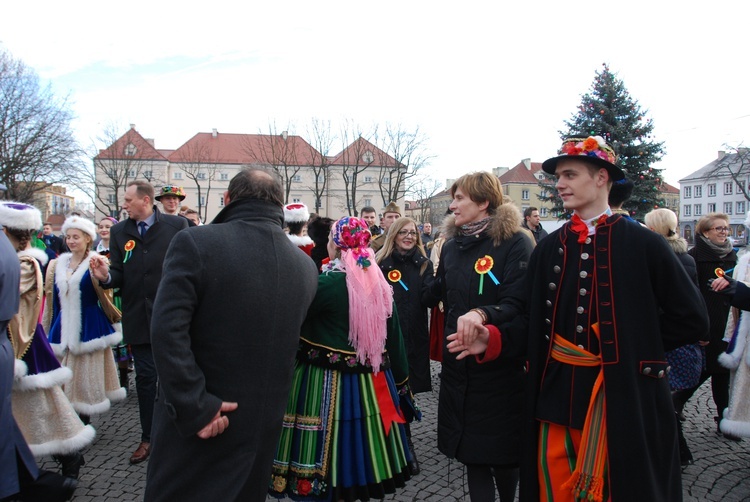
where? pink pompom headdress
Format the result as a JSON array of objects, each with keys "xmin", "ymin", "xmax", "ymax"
[{"xmin": 331, "ymin": 217, "xmax": 393, "ymax": 372}]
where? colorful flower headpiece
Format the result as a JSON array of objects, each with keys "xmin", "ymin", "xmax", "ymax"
[
  {"xmin": 542, "ymin": 135, "xmax": 624, "ymax": 181},
  {"xmin": 332, "ymin": 216, "xmax": 372, "ymax": 269},
  {"xmin": 559, "ymin": 136, "xmax": 616, "ymax": 164},
  {"xmin": 156, "ymin": 185, "xmax": 186, "ymax": 200}
]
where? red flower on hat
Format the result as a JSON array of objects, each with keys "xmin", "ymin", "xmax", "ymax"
[{"xmin": 582, "ymin": 137, "xmax": 599, "ymax": 151}]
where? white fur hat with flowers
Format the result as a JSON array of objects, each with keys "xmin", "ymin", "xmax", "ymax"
[
  {"xmin": 284, "ymin": 203, "xmax": 310, "ymax": 224},
  {"xmin": 62, "ymin": 215, "xmax": 97, "ymax": 241},
  {"xmin": 0, "ymin": 201, "xmax": 42, "ymax": 231}
]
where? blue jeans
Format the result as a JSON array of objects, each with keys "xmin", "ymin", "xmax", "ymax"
[{"xmin": 130, "ymin": 344, "xmax": 156, "ymax": 443}]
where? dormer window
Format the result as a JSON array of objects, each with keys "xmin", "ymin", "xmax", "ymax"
[{"xmin": 125, "ymin": 143, "xmax": 137, "ymax": 156}]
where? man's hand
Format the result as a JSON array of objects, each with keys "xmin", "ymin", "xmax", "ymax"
[
  {"xmin": 197, "ymin": 402, "xmax": 238, "ymax": 439},
  {"xmin": 89, "ymin": 254, "xmax": 110, "ymax": 282}
]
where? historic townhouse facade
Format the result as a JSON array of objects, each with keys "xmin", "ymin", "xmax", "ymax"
[
  {"xmin": 94, "ymin": 126, "xmax": 403, "ymax": 223},
  {"xmin": 679, "ymin": 150, "xmax": 750, "ymax": 245}
]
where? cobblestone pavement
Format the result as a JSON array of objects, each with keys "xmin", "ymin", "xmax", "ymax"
[{"xmin": 37, "ymin": 362, "xmax": 750, "ymax": 501}]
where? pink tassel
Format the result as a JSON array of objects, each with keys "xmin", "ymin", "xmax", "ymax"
[{"xmin": 341, "ymin": 248, "xmax": 393, "ymax": 373}]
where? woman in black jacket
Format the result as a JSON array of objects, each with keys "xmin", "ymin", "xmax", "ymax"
[
  {"xmin": 433, "ymin": 172, "xmax": 533, "ymax": 502},
  {"xmin": 376, "ymin": 216, "xmax": 437, "ymax": 475},
  {"xmin": 675, "ymin": 212, "xmax": 738, "ymax": 440}
]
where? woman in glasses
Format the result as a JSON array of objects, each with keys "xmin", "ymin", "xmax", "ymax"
[
  {"xmin": 376, "ymin": 217, "xmax": 438, "ymax": 475},
  {"xmin": 674, "ymin": 212, "xmax": 738, "ymax": 440}
]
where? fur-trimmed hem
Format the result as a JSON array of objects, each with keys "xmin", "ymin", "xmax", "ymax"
[
  {"xmin": 69, "ymin": 330, "xmax": 123, "ymax": 355},
  {"xmin": 106, "ymin": 387, "xmax": 127, "ymax": 403},
  {"xmin": 18, "ymin": 247, "xmax": 49, "ymax": 266},
  {"xmin": 14, "ymin": 366, "xmax": 72, "ymax": 392},
  {"xmin": 14, "ymin": 359, "xmax": 28, "ymax": 379},
  {"xmin": 719, "ymin": 351, "xmax": 741, "ymax": 370},
  {"xmin": 28, "ymin": 424, "xmax": 96, "ymax": 457},
  {"xmin": 720, "ymin": 416, "xmax": 750, "ymax": 438},
  {"xmin": 287, "ymin": 234, "xmax": 314, "ymax": 247},
  {"xmin": 71, "ymin": 398, "xmax": 111, "ymax": 416}
]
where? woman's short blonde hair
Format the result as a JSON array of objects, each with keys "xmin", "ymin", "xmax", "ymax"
[
  {"xmin": 450, "ymin": 172, "xmax": 504, "ymax": 214},
  {"xmin": 696, "ymin": 212, "xmax": 729, "ymax": 235},
  {"xmin": 644, "ymin": 208, "xmax": 678, "ymax": 239}
]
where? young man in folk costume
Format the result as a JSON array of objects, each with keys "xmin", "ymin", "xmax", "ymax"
[{"xmin": 448, "ymin": 136, "xmax": 709, "ymax": 501}]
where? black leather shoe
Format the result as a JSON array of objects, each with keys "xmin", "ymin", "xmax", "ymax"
[{"xmin": 58, "ymin": 452, "xmax": 85, "ymax": 479}]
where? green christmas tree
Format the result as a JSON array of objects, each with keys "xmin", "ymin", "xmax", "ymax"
[{"xmin": 539, "ymin": 63, "xmax": 666, "ymax": 221}]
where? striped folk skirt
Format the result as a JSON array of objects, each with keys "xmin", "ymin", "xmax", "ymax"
[{"xmin": 270, "ymin": 360, "xmax": 411, "ymax": 501}]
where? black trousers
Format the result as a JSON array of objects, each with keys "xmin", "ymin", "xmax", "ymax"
[{"xmin": 131, "ymin": 343, "xmax": 157, "ymax": 443}]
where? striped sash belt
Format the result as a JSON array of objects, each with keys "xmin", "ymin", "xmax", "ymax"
[{"xmin": 550, "ymin": 324, "xmax": 607, "ymax": 502}]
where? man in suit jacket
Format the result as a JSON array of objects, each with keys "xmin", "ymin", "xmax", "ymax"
[
  {"xmin": 91, "ymin": 180, "xmax": 188, "ymax": 465},
  {"xmin": 142, "ymin": 168, "xmax": 318, "ymax": 501}
]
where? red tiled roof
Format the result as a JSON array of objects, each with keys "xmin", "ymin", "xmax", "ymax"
[
  {"xmin": 659, "ymin": 181, "xmax": 679, "ymax": 194},
  {"xmin": 497, "ymin": 160, "xmax": 544, "ymax": 184},
  {"xmin": 168, "ymin": 132, "xmax": 320, "ymax": 165},
  {"xmin": 95, "ymin": 128, "xmax": 167, "ymax": 161},
  {"xmin": 330, "ymin": 137, "xmax": 399, "ymax": 167}
]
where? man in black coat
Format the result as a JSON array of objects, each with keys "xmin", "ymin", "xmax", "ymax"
[
  {"xmin": 91, "ymin": 180, "xmax": 188, "ymax": 465},
  {"xmin": 142, "ymin": 168, "xmax": 318, "ymax": 501}
]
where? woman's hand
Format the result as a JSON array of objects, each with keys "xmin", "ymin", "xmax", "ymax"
[
  {"xmin": 447, "ymin": 325, "xmax": 490, "ymax": 360},
  {"xmin": 89, "ymin": 254, "xmax": 110, "ymax": 282}
]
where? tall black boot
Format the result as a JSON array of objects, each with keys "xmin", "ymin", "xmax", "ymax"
[
  {"xmin": 405, "ymin": 424, "xmax": 420, "ymax": 476},
  {"xmin": 676, "ymin": 413, "xmax": 693, "ymax": 466},
  {"xmin": 53, "ymin": 452, "xmax": 85, "ymax": 480},
  {"xmin": 119, "ymin": 366, "xmax": 129, "ymax": 389}
]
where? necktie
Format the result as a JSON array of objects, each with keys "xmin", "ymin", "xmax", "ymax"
[{"xmin": 138, "ymin": 221, "xmax": 148, "ymax": 239}]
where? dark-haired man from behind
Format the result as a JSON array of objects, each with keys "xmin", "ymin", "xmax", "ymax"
[
  {"xmin": 522, "ymin": 207, "xmax": 548, "ymax": 244},
  {"xmin": 143, "ymin": 168, "xmax": 318, "ymax": 501}
]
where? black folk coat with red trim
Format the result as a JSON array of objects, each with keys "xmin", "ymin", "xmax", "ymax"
[
  {"xmin": 434, "ymin": 205, "xmax": 535, "ymax": 465},
  {"xmin": 513, "ymin": 215, "xmax": 709, "ymax": 501}
]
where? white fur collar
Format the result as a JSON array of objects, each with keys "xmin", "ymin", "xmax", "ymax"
[
  {"xmin": 288, "ymin": 234, "xmax": 314, "ymax": 247},
  {"xmin": 18, "ymin": 247, "xmax": 48, "ymax": 266}
]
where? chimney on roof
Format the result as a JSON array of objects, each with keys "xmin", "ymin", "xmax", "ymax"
[
  {"xmin": 212, "ymin": 129, "xmax": 218, "ymax": 138},
  {"xmin": 281, "ymin": 131, "xmax": 288, "ymax": 141},
  {"xmin": 145, "ymin": 138, "xmax": 155, "ymax": 147},
  {"xmin": 522, "ymin": 158, "xmax": 531, "ymax": 170},
  {"xmin": 718, "ymin": 150, "xmax": 726, "ymax": 160},
  {"xmin": 130, "ymin": 124, "xmax": 136, "ymax": 130}
]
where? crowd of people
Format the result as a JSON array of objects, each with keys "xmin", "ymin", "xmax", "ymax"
[{"xmin": 2, "ymin": 136, "xmax": 750, "ymax": 502}]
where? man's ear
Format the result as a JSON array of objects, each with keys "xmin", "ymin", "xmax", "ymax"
[
  {"xmin": 597, "ymin": 168, "xmax": 610, "ymax": 186},
  {"xmin": 223, "ymin": 190, "xmax": 231, "ymax": 205}
]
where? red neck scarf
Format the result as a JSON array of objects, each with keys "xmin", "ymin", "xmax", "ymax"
[{"xmin": 570, "ymin": 214, "xmax": 609, "ymax": 244}]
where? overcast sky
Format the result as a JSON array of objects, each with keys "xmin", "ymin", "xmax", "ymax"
[{"xmin": 2, "ymin": 1, "xmax": 749, "ymax": 191}]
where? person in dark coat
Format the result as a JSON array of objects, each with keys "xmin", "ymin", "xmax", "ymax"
[
  {"xmin": 0, "ymin": 231, "xmax": 77, "ymax": 501},
  {"xmin": 90, "ymin": 180, "xmax": 189, "ymax": 464},
  {"xmin": 434, "ymin": 172, "xmax": 534, "ymax": 502},
  {"xmin": 448, "ymin": 136, "xmax": 709, "ymax": 502},
  {"xmin": 307, "ymin": 215, "xmax": 334, "ymax": 271},
  {"xmin": 376, "ymin": 216, "xmax": 438, "ymax": 475},
  {"xmin": 673, "ymin": 212, "xmax": 739, "ymax": 440},
  {"xmin": 141, "ymin": 168, "xmax": 318, "ymax": 502}
]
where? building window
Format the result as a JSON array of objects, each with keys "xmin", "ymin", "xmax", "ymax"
[
  {"xmin": 173, "ymin": 172, "xmax": 182, "ymax": 180},
  {"xmin": 540, "ymin": 207, "xmax": 548, "ymax": 217},
  {"xmin": 724, "ymin": 202, "xmax": 733, "ymax": 214},
  {"xmin": 108, "ymin": 194, "xmax": 116, "ymax": 204},
  {"xmin": 143, "ymin": 170, "xmax": 152, "ymax": 178},
  {"xmin": 109, "ymin": 209, "xmax": 119, "ymax": 218},
  {"xmin": 292, "ymin": 197, "xmax": 302, "ymax": 203},
  {"xmin": 219, "ymin": 196, "xmax": 224, "ymax": 207},
  {"xmin": 220, "ymin": 173, "xmax": 228, "ymax": 181},
  {"xmin": 292, "ymin": 175, "xmax": 302, "ymax": 183},
  {"xmin": 694, "ymin": 185, "xmax": 702, "ymax": 198},
  {"xmin": 522, "ymin": 190, "xmax": 530, "ymax": 200},
  {"xmin": 124, "ymin": 143, "xmax": 136, "ymax": 156},
  {"xmin": 725, "ymin": 182, "xmax": 733, "ymax": 195},
  {"xmin": 382, "ymin": 177, "xmax": 390, "ymax": 183},
  {"xmin": 364, "ymin": 176, "xmax": 373, "ymax": 183},
  {"xmin": 694, "ymin": 204, "xmax": 702, "ymax": 216},
  {"xmin": 317, "ymin": 174, "xmax": 325, "ymax": 183},
  {"xmin": 199, "ymin": 196, "xmax": 205, "ymax": 207},
  {"xmin": 707, "ymin": 203, "xmax": 716, "ymax": 212},
  {"xmin": 738, "ymin": 201, "xmax": 746, "ymax": 214},
  {"xmin": 683, "ymin": 205, "xmax": 691, "ymax": 216},
  {"xmin": 683, "ymin": 186, "xmax": 692, "ymax": 198},
  {"xmin": 197, "ymin": 172, "xmax": 206, "ymax": 180},
  {"xmin": 363, "ymin": 198, "xmax": 371, "ymax": 207},
  {"xmin": 540, "ymin": 189, "xmax": 548, "ymax": 198},
  {"xmin": 708, "ymin": 184, "xmax": 716, "ymax": 197},
  {"xmin": 128, "ymin": 169, "xmax": 136, "ymax": 177}
]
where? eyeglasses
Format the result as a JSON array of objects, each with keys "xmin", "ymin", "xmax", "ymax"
[
  {"xmin": 397, "ymin": 230, "xmax": 418, "ymax": 237},
  {"xmin": 711, "ymin": 226, "xmax": 730, "ymax": 233}
]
